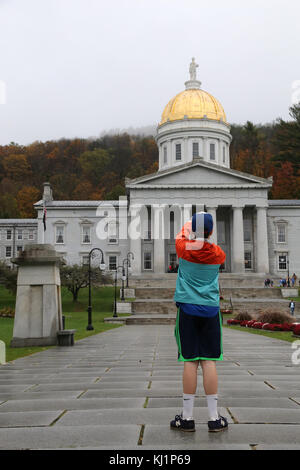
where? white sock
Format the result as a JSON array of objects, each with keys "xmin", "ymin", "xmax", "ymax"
[
  {"xmin": 182, "ymin": 393, "xmax": 195, "ymax": 420},
  {"xmin": 206, "ymin": 394, "xmax": 219, "ymax": 421}
]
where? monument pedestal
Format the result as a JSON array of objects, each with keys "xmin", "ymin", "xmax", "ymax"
[{"xmin": 10, "ymin": 244, "xmax": 64, "ymax": 348}]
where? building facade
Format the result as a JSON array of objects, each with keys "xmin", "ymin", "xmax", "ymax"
[
  {"xmin": 0, "ymin": 219, "xmax": 38, "ymax": 266},
  {"xmin": 2, "ymin": 60, "xmax": 300, "ymax": 278}
]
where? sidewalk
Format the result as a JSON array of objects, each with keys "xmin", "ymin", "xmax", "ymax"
[{"xmin": 0, "ymin": 325, "xmax": 300, "ymax": 450}]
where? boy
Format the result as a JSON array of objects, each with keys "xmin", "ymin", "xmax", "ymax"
[{"xmin": 170, "ymin": 212, "xmax": 228, "ymax": 433}]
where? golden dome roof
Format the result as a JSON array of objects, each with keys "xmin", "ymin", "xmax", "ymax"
[{"xmin": 160, "ymin": 88, "xmax": 227, "ymax": 125}]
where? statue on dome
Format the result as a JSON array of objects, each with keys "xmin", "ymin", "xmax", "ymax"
[{"xmin": 189, "ymin": 57, "xmax": 199, "ymax": 81}]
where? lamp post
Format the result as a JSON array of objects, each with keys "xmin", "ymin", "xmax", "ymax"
[
  {"xmin": 287, "ymin": 255, "xmax": 290, "ymax": 288},
  {"xmin": 87, "ymin": 248, "xmax": 106, "ymax": 331},
  {"xmin": 125, "ymin": 252, "xmax": 134, "ymax": 288},
  {"xmin": 113, "ymin": 265, "xmax": 126, "ymax": 318}
]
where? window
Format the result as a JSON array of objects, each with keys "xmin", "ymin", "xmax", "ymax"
[
  {"xmin": 28, "ymin": 230, "xmax": 34, "ymax": 240},
  {"xmin": 6, "ymin": 230, "xmax": 12, "ymax": 240},
  {"xmin": 163, "ymin": 146, "xmax": 167, "ymax": 164},
  {"xmin": 17, "ymin": 229, "xmax": 23, "ymax": 240},
  {"xmin": 210, "ymin": 143, "xmax": 216, "ymax": 160},
  {"xmin": 169, "ymin": 253, "xmax": 177, "ymax": 266},
  {"xmin": 278, "ymin": 254, "xmax": 287, "ymax": 270},
  {"xmin": 109, "ymin": 255, "xmax": 117, "ymax": 271},
  {"xmin": 143, "ymin": 252, "xmax": 152, "ymax": 270},
  {"xmin": 82, "ymin": 255, "xmax": 89, "ymax": 265},
  {"xmin": 244, "ymin": 251, "xmax": 252, "ymax": 270},
  {"xmin": 193, "ymin": 142, "xmax": 199, "ymax": 158},
  {"xmin": 244, "ymin": 218, "xmax": 252, "ymax": 242},
  {"xmin": 223, "ymin": 146, "xmax": 226, "ymax": 163},
  {"xmin": 143, "ymin": 206, "xmax": 152, "ymax": 240},
  {"xmin": 277, "ymin": 224, "xmax": 286, "ymax": 243},
  {"xmin": 82, "ymin": 226, "xmax": 91, "ymax": 244},
  {"xmin": 16, "ymin": 246, "xmax": 23, "ymax": 256},
  {"xmin": 55, "ymin": 225, "xmax": 64, "ymax": 244},
  {"xmin": 175, "ymin": 143, "xmax": 181, "ymax": 161},
  {"xmin": 5, "ymin": 246, "xmax": 12, "ymax": 258}
]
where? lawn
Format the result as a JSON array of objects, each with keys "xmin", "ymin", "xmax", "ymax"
[
  {"xmin": 223, "ymin": 323, "xmax": 297, "ymax": 343},
  {"xmin": 0, "ymin": 285, "xmax": 126, "ymax": 362}
]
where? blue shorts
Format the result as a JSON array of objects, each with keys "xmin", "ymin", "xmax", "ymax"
[{"xmin": 174, "ymin": 308, "xmax": 223, "ymax": 362}]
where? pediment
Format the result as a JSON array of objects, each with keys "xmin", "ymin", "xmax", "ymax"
[{"xmin": 126, "ymin": 162, "xmax": 272, "ymax": 188}]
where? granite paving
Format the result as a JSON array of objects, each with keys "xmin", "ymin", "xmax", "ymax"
[{"xmin": 0, "ymin": 325, "xmax": 299, "ymax": 450}]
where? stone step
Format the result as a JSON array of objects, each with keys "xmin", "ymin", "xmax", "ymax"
[
  {"xmin": 220, "ymin": 288, "xmax": 284, "ymax": 299},
  {"xmin": 134, "ymin": 286, "xmax": 285, "ymax": 300},
  {"xmin": 132, "ymin": 300, "xmax": 177, "ymax": 314},
  {"xmin": 126, "ymin": 315, "xmax": 176, "ymax": 325},
  {"xmin": 232, "ymin": 299, "xmax": 300, "ymax": 315}
]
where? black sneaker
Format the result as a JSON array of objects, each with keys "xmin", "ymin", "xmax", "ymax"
[
  {"xmin": 208, "ymin": 415, "xmax": 228, "ymax": 433},
  {"xmin": 170, "ymin": 414, "xmax": 195, "ymax": 432}
]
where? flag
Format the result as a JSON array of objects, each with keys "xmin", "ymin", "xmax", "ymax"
[{"xmin": 43, "ymin": 203, "xmax": 47, "ymax": 232}]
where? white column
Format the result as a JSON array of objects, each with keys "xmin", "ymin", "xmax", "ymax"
[
  {"xmin": 184, "ymin": 137, "xmax": 188, "ymax": 163},
  {"xmin": 153, "ymin": 205, "xmax": 166, "ymax": 273},
  {"xmin": 129, "ymin": 204, "xmax": 142, "ymax": 275},
  {"xmin": 256, "ymin": 206, "xmax": 269, "ymax": 274},
  {"xmin": 232, "ymin": 206, "xmax": 245, "ymax": 273},
  {"xmin": 206, "ymin": 207, "xmax": 218, "ymax": 244}
]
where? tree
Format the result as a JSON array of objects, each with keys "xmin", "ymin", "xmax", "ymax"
[
  {"xmin": 17, "ymin": 186, "xmax": 40, "ymax": 218},
  {"xmin": 2, "ymin": 154, "xmax": 32, "ymax": 181},
  {"xmin": 272, "ymin": 104, "xmax": 300, "ymax": 170},
  {"xmin": 59, "ymin": 264, "xmax": 110, "ymax": 302},
  {"xmin": 0, "ymin": 261, "xmax": 18, "ymax": 295},
  {"xmin": 79, "ymin": 149, "xmax": 110, "ymax": 186},
  {"xmin": 271, "ymin": 161, "xmax": 300, "ymax": 199}
]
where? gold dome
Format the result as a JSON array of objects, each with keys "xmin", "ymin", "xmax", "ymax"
[{"xmin": 160, "ymin": 88, "xmax": 227, "ymax": 125}]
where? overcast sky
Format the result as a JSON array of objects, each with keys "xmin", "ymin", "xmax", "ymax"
[{"xmin": 0, "ymin": 0, "xmax": 299, "ymax": 145}]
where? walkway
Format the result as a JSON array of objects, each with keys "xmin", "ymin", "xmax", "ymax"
[{"xmin": 0, "ymin": 326, "xmax": 300, "ymax": 450}]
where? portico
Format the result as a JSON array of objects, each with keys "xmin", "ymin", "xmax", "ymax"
[{"xmin": 126, "ymin": 159, "xmax": 272, "ymax": 275}]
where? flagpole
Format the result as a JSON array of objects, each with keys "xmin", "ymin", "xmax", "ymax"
[{"xmin": 42, "ymin": 200, "xmax": 46, "ymax": 244}]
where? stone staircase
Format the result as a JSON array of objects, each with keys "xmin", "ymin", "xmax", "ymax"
[{"xmin": 104, "ymin": 276, "xmax": 299, "ymax": 325}]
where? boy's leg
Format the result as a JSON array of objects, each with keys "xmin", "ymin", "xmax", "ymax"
[
  {"xmin": 200, "ymin": 360, "xmax": 219, "ymax": 420},
  {"xmin": 181, "ymin": 361, "xmax": 199, "ymax": 420},
  {"xmin": 183, "ymin": 361, "xmax": 199, "ymax": 394}
]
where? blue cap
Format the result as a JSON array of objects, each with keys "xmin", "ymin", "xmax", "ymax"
[{"xmin": 192, "ymin": 212, "xmax": 213, "ymax": 238}]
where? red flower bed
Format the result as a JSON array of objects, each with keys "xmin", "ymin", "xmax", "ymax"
[
  {"xmin": 227, "ymin": 319, "xmax": 241, "ymax": 326},
  {"xmin": 293, "ymin": 324, "xmax": 300, "ymax": 336},
  {"xmin": 227, "ymin": 319, "xmax": 300, "ymax": 334}
]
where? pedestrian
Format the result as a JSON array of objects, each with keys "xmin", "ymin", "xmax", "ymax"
[
  {"xmin": 170, "ymin": 212, "xmax": 228, "ymax": 433},
  {"xmin": 289, "ymin": 299, "xmax": 296, "ymax": 316}
]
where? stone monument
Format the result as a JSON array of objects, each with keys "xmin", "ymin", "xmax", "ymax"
[
  {"xmin": 10, "ymin": 244, "xmax": 64, "ymax": 347},
  {"xmin": 0, "ymin": 340, "xmax": 5, "ymax": 364}
]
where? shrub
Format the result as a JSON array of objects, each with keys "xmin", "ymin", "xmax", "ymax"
[
  {"xmin": 256, "ymin": 309, "xmax": 294, "ymax": 325},
  {"xmin": 0, "ymin": 307, "xmax": 15, "ymax": 318},
  {"xmin": 234, "ymin": 312, "xmax": 253, "ymax": 322}
]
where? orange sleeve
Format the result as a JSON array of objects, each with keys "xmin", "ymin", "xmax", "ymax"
[
  {"xmin": 175, "ymin": 222, "xmax": 226, "ymax": 265},
  {"xmin": 175, "ymin": 221, "xmax": 192, "ymax": 259}
]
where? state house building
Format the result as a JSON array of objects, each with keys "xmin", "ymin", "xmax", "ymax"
[{"xmin": 2, "ymin": 60, "xmax": 299, "ymax": 278}]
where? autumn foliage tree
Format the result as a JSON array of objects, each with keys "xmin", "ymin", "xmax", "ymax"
[{"xmin": 1, "ymin": 113, "xmax": 300, "ymax": 219}]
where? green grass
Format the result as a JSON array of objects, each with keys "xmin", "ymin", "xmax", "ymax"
[
  {"xmin": 224, "ymin": 324, "xmax": 297, "ymax": 343},
  {"xmin": 0, "ymin": 285, "xmax": 128, "ymax": 363}
]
